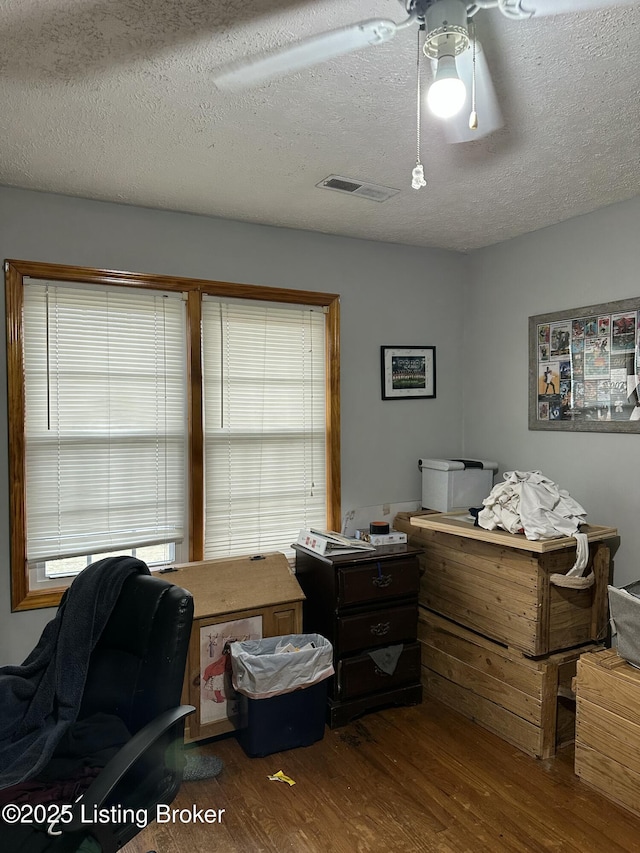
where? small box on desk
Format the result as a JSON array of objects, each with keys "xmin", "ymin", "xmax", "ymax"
[
  {"xmin": 235, "ymin": 680, "xmax": 328, "ymax": 757},
  {"xmin": 355, "ymin": 529, "xmax": 408, "ymax": 545}
]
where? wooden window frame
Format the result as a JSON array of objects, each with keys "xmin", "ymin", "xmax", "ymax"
[{"xmin": 5, "ymin": 259, "xmax": 341, "ymax": 611}]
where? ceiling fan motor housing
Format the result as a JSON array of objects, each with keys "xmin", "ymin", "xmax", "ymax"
[{"xmin": 423, "ymin": 0, "xmax": 470, "ymax": 59}]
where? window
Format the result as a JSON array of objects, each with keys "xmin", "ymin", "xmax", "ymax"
[
  {"xmin": 6, "ymin": 261, "xmax": 341, "ymax": 610},
  {"xmin": 23, "ymin": 283, "xmax": 186, "ymax": 573},
  {"xmin": 41, "ymin": 544, "xmax": 175, "ymax": 581},
  {"xmin": 201, "ymin": 297, "xmax": 327, "ymax": 558}
]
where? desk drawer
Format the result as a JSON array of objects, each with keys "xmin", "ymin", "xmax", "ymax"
[
  {"xmin": 336, "ymin": 604, "xmax": 417, "ymax": 655},
  {"xmin": 337, "ymin": 558, "xmax": 419, "ymax": 608},
  {"xmin": 337, "ymin": 642, "xmax": 421, "ymax": 700}
]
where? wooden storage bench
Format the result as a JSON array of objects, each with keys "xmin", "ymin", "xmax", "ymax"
[
  {"xmin": 170, "ymin": 553, "xmax": 305, "ymax": 743},
  {"xmin": 396, "ymin": 511, "xmax": 617, "ymax": 657},
  {"xmin": 419, "ymin": 607, "xmax": 603, "ymax": 759},
  {"xmin": 575, "ymin": 649, "xmax": 640, "ymax": 817}
]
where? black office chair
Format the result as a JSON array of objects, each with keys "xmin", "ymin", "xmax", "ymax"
[{"xmin": 1, "ymin": 558, "xmax": 195, "ymax": 853}]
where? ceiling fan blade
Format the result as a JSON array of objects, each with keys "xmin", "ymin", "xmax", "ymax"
[
  {"xmin": 509, "ymin": 0, "xmax": 637, "ymax": 16},
  {"xmin": 439, "ymin": 41, "xmax": 503, "ymax": 144},
  {"xmin": 213, "ymin": 19, "xmax": 399, "ymax": 91}
]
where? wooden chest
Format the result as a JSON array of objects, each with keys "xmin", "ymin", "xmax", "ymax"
[
  {"xmin": 575, "ymin": 649, "xmax": 640, "ymax": 817},
  {"xmin": 419, "ymin": 607, "xmax": 603, "ymax": 759},
  {"xmin": 396, "ymin": 511, "xmax": 617, "ymax": 657}
]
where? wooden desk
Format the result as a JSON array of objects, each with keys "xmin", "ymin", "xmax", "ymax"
[{"xmin": 170, "ymin": 552, "xmax": 305, "ymax": 742}]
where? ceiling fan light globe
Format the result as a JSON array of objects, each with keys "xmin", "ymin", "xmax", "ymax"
[{"xmin": 427, "ymin": 77, "xmax": 466, "ymax": 118}]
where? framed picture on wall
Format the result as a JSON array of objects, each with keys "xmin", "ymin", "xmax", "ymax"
[
  {"xmin": 529, "ymin": 296, "xmax": 640, "ymax": 433},
  {"xmin": 381, "ymin": 346, "xmax": 436, "ymax": 400}
]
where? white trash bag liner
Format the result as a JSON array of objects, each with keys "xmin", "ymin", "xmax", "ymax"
[{"xmin": 230, "ymin": 633, "xmax": 334, "ymax": 700}]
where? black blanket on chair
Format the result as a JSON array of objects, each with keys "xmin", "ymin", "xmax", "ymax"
[{"xmin": 0, "ymin": 556, "xmax": 150, "ymax": 790}]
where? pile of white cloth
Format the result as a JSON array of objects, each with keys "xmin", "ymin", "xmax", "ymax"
[{"xmin": 477, "ymin": 471, "xmax": 590, "ymax": 585}]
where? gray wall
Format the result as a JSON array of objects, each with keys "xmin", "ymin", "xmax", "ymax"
[
  {"xmin": 0, "ymin": 186, "xmax": 467, "ymax": 663},
  {"xmin": 3, "ymin": 186, "xmax": 638, "ymax": 663},
  {"xmin": 464, "ymin": 195, "xmax": 640, "ymax": 587}
]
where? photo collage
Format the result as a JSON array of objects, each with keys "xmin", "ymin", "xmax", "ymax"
[{"xmin": 537, "ymin": 309, "xmax": 640, "ymax": 423}]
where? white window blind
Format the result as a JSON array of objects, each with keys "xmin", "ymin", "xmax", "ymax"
[
  {"xmin": 23, "ymin": 281, "xmax": 187, "ymax": 563},
  {"xmin": 202, "ymin": 297, "xmax": 326, "ymax": 558}
]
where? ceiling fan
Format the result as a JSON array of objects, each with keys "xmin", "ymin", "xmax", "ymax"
[{"xmin": 213, "ymin": 0, "xmax": 635, "ymax": 188}]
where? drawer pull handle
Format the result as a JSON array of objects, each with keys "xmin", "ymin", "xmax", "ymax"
[
  {"xmin": 374, "ymin": 666, "xmax": 391, "ymax": 677},
  {"xmin": 370, "ymin": 621, "xmax": 391, "ymax": 636},
  {"xmin": 372, "ymin": 560, "xmax": 393, "ymax": 588}
]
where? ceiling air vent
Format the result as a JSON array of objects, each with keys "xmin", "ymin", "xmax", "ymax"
[{"xmin": 316, "ymin": 175, "xmax": 400, "ymax": 203}]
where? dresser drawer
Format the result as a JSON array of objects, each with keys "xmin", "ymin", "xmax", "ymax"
[
  {"xmin": 336, "ymin": 642, "xmax": 421, "ymax": 700},
  {"xmin": 337, "ymin": 558, "xmax": 419, "ymax": 608},
  {"xmin": 336, "ymin": 604, "xmax": 418, "ymax": 655}
]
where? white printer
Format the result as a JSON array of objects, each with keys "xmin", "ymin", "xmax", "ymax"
[{"xmin": 418, "ymin": 458, "xmax": 498, "ymax": 512}]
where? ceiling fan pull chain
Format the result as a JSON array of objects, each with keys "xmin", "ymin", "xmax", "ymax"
[
  {"xmin": 412, "ymin": 25, "xmax": 427, "ymax": 190},
  {"xmin": 469, "ymin": 20, "xmax": 479, "ymax": 130}
]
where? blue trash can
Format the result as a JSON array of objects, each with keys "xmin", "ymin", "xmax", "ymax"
[{"xmin": 230, "ymin": 634, "xmax": 333, "ymax": 758}]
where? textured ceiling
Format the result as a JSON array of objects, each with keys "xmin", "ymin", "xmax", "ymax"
[{"xmin": 0, "ymin": 0, "xmax": 639, "ymax": 252}]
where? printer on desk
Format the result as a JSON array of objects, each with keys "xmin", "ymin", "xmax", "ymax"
[{"xmin": 418, "ymin": 458, "xmax": 498, "ymax": 512}]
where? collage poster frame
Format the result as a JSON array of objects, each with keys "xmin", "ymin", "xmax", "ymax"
[{"xmin": 529, "ymin": 296, "xmax": 640, "ymax": 433}]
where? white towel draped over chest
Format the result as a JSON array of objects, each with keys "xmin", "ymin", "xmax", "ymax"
[{"xmin": 477, "ymin": 471, "xmax": 589, "ymax": 580}]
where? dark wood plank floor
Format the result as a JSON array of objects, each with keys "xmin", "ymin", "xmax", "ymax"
[{"xmin": 123, "ymin": 700, "xmax": 640, "ymax": 852}]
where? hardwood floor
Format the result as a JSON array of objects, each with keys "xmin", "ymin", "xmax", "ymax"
[{"xmin": 123, "ymin": 700, "xmax": 640, "ymax": 852}]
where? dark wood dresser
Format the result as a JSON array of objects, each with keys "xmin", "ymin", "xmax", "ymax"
[{"xmin": 292, "ymin": 543, "xmax": 423, "ymax": 727}]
